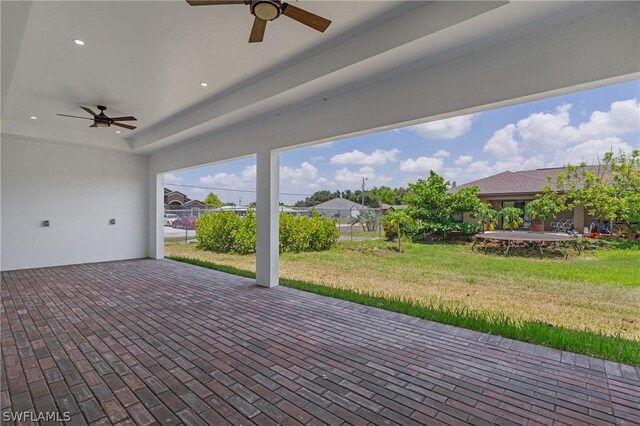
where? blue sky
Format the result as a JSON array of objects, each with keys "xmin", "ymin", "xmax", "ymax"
[{"xmin": 166, "ymin": 80, "xmax": 640, "ymax": 205}]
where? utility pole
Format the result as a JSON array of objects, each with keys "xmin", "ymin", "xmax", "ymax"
[{"xmin": 361, "ymin": 177, "xmax": 368, "ymax": 207}]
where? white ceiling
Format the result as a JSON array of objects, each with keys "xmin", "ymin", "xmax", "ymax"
[
  {"xmin": 1, "ymin": 0, "xmax": 412, "ymax": 151},
  {"xmin": 2, "ymin": 1, "xmax": 628, "ymax": 155}
]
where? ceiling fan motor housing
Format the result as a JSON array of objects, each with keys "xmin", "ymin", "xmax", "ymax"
[{"xmin": 251, "ymin": 0, "xmax": 281, "ymax": 21}]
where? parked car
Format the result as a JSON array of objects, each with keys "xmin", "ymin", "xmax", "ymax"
[
  {"xmin": 172, "ymin": 215, "xmax": 197, "ymax": 230},
  {"xmin": 164, "ymin": 214, "xmax": 180, "ymax": 226}
]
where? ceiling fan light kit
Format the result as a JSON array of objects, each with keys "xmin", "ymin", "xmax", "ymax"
[
  {"xmin": 57, "ymin": 105, "xmax": 138, "ymax": 130},
  {"xmin": 186, "ymin": 0, "xmax": 331, "ymax": 43},
  {"xmin": 252, "ymin": 1, "xmax": 280, "ymax": 21}
]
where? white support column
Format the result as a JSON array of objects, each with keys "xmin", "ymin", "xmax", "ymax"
[
  {"xmin": 256, "ymin": 149, "xmax": 279, "ymax": 288},
  {"xmin": 148, "ymin": 171, "xmax": 164, "ymax": 259}
]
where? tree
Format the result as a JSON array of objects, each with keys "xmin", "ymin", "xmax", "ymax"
[
  {"xmin": 405, "ymin": 171, "xmax": 483, "ymax": 224},
  {"xmin": 525, "ymin": 198, "xmax": 560, "ymax": 225},
  {"xmin": 404, "ymin": 171, "xmax": 484, "ymax": 238},
  {"xmin": 541, "ymin": 149, "xmax": 640, "ymax": 228},
  {"xmin": 370, "ymin": 186, "xmax": 398, "ymax": 205},
  {"xmin": 294, "ymin": 190, "xmax": 338, "ymax": 207},
  {"xmin": 204, "ymin": 192, "xmax": 224, "ymax": 209}
]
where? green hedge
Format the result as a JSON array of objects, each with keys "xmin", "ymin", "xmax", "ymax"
[{"xmin": 195, "ymin": 210, "xmax": 339, "ymax": 254}]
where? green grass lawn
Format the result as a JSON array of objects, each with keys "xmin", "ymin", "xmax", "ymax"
[{"xmin": 166, "ymin": 240, "xmax": 640, "ymax": 365}]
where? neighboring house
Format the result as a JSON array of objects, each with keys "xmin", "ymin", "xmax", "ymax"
[
  {"xmin": 164, "ymin": 188, "xmax": 207, "ymax": 210},
  {"xmin": 211, "ymin": 205, "xmax": 311, "ymax": 217},
  {"xmin": 380, "ymin": 203, "xmax": 408, "ymax": 215},
  {"xmin": 313, "ymin": 198, "xmax": 365, "ymax": 219},
  {"xmin": 450, "ymin": 166, "xmax": 603, "ymax": 232}
]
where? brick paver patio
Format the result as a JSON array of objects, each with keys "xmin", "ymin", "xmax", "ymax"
[{"xmin": 1, "ymin": 259, "xmax": 639, "ymax": 425}]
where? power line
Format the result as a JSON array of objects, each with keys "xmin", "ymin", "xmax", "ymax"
[{"xmin": 165, "ymin": 183, "xmax": 313, "ymax": 197}]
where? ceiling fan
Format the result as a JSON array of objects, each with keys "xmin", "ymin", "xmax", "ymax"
[
  {"xmin": 186, "ymin": 0, "xmax": 331, "ymax": 43},
  {"xmin": 57, "ymin": 105, "xmax": 137, "ymax": 130}
]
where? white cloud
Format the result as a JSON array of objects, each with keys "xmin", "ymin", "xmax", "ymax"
[
  {"xmin": 334, "ymin": 166, "xmax": 392, "ymax": 187},
  {"xmin": 516, "ymin": 104, "xmax": 577, "ymax": 149},
  {"xmin": 330, "ymin": 149, "xmax": 400, "ymax": 166},
  {"xmin": 558, "ymin": 137, "xmax": 634, "ymax": 165},
  {"xmin": 199, "ymin": 162, "xmax": 326, "ymax": 192},
  {"xmin": 280, "ymin": 162, "xmax": 320, "ymax": 188},
  {"xmin": 454, "ymin": 155, "xmax": 473, "ymax": 166},
  {"xmin": 494, "ymin": 99, "xmax": 639, "ymax": 151},
  {"xmin": 483, "ymin": 124, "xmax": 520, "ymax": 160},
  {"xmin": 241, "ymin": 165, "xmax": 256, "ymax": 180},
  {"xmin": 200, "ymin": 172, "xmax": 251, "ymax": 190},
  {"xmin": 576, "ymin": 99, "xmax": 640, "ymax": 140},
  {"xmin": 410, "ymin": 114, "xmax": 475, "ymax": 140},
  {"xmin": 310, "ymin": 156, "xmax": 324, "ymax": 163},
  {"xmin": 399, "ymin": 157, "xmax": 444, "ymax": 174},
  {"xmin": 164, "ymin": 173, "xmax": 182, "ymax": 183},
  {"xmin": 433, "ymin": 149, "xmax": 450, "ymax": 158}
]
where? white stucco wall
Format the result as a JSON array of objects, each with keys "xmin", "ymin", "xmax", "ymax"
[{"xmin": 1, "ymin": 135, "xmax": 149, "ymax": 270}]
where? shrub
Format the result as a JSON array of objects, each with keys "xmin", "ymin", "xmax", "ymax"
[
  {"xmin": 196, "ymin": 210, "xmax": 339, "ymax": 254},
  {"xmin": 195, "ymin": 211, "xmax": 240, "ymax": 252},
  {"xmin": 417, "ymin": 221, "xmax": 482, "ymax": 239},
  {"xmin": 233, "ymin": 209, "xmax": 256, "ymax": 254},
  {"xmin": 500, "ymin": 207, "xmax": 524, "ymax": 230},
  {"xmin": 382, "ymin": 210, "xmax": 416, "ymax": 241},
  {"xmin": 471, "ymin": 204, "xmax": 500, "ymax": 231}
]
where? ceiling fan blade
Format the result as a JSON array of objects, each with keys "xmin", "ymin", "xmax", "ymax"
[
  {"xmin": 57, "ymin": 114, "xmax": 93, "ymax": 120},
  {"xmin": 249, "ymin": 17, "xmax": 267, "ymax": 43},
  {"xmin": 81, "ymin": 106, "xmax": 98, "ymax": 117},
  {"xmin": 112, "ymin": 122, "xmax": 137, "ymax": 130},
  {"xmin": 186, "ymin": 0, "xmax": 246, "ymax": 5},
  {"xmin": 110, "ymin": 116, "xmax": 137, "ymax": 122},
  {"xmin": 282, "ymin": 3, "xmax": 331, "ymax": 33}
]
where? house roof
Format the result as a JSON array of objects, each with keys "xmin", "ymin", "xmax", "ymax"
[
  {"xmin": 450, "ymin": 165, "xmax": 605, "ymax": 196},
  {"xmin": 313, "ymin": 198, "xmax": 365, "ymax": 211},
  {"xmin": 381, "ymin": 204, "xmax": 408, "ymax": 210}
]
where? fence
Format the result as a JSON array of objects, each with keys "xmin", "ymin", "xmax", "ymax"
[
  {"xmin": 163, "ymin": 206, "xmax": 383, "ymax": 243},
  {"xmin": 311, "ymin": 207, "xmax": 383, "ymax": 241}
]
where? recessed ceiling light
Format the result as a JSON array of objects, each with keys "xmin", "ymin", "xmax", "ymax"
[
  {"xmin": 200, "ymin": 82, "xmax": 208, "ymax": 87},
  {"xmin": 73, "ymin": 39, "xmax": 85, "ymax": 46},
  {"xmin": 115, "ymin": 130, "xmax": 121, "ymax": 134},
  {"xmin": 30, "ymin": 116, "xmax": 37, "ymax": 120}
]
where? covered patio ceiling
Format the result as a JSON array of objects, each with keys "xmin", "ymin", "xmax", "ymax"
[{"xmin": 3, "ymin": 2, "xmax": 637, "ymax": 156}]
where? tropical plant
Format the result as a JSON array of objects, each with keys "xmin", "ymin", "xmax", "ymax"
[
  {"xmin": 351, "ymin": 209, "xmax": 378, "ymax": 232},
  {"xmin": 500, "ymin": 207, "xmax": 524, "ymax": 231},
  {"xmin": 471, "ymin": 204, "xmax": 500, "ymax": 231},
  {"xmin": 525, "ymin": 198, "xmax": 560, "ymax": 224}
]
